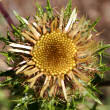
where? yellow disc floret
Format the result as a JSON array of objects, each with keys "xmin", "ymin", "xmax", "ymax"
[{"xmin": 32, "ymin": 31, "xmax": 77, "ymax": 76}]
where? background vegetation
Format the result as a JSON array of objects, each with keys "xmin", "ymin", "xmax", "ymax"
[{"xmin": 0, "ymin": 0, "xmax": 110, "ymax": 110}]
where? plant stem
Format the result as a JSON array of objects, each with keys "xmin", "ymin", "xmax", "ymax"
[{"xmin": 0, "ymin": 1, "xmax": 15, "ymax": 29}]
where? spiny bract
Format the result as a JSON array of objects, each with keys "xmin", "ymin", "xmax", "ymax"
[{"xmin": 8, "ymin": 0, "xmax": 100, "ymax": 100}]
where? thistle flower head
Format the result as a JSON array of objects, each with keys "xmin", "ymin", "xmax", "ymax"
[
  {"xmin": 8, "ymin": 0, "xmax": 100, "ymax": 101},
  {"xmin": 32, "ymin": 31, "xmax": 77, "ymax": 76}
]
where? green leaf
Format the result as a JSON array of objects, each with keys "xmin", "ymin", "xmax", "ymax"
[
  {"xmin": 46, "ymin": 0, "xmax": 53, "ymax": 19},
  {"xmin": 84, "ymin": 86, "xmax": 102, "ymax": 104},
  {"xmin": 0, "ymin": 52, "xmax": 13, "ymax": 64},
  {"xmin": 65, "ymin": 100, "xmax": 77, "ymax": 110},
  {"xmin": 13, "ymin": 95, "xmax": 34, "ymax": 110},
  {"xmin": 48, "ymin": 98, "xmax": 55, "ymax": 110},
  {"xmin": 13, "ymin": 11, "xmax": 28, "ymax": 33},
  {"xmin": 88, "ymin": 17, "xmax": 100, "ymax": 31},
  {"xmin": 36, "ymin": 3, "xmax": 44, "ymax": 17},
  {"xmin": 99, "ymin": 64, "xmax": 110, "ymax": 74},
  {"xmin": 23, "ymin": 85, "xmax": 29, "ymax": 93},
  {"xmin": 0, "ymin": 51, "xmax": 20, "ymax": 65},
  {"xmin": 7, "ymin": 31, "xmax": 15, "ymax": 42},
  {"xmin": 94, "ymin": 41, "xmax": 110, "ymax": 66},
  {"xmin": 64, "ymin": 0, "xmax": 72, "ymax": 18},
  {"xmin": 96, "ymin": 44, "xmax": 110, "ymax": 54},
  {"xmin": 13, "ymin": 11, "xmax": 26, "ymax": 25},
  {"xmin": 11, "ymin": 24, "xmax": 22, "ymax": 37},
  {"xmin": 0, "ymin": 34, "xmax": 9, "ymax": 45},
  {"xmin": 0, "ymin": 77, "xmax": 13, "ymax": 87}
]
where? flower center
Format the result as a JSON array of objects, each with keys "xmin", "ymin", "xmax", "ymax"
[{"xmin": 32, "ymin": 31, "xmax": 77, "ymax": 76}]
